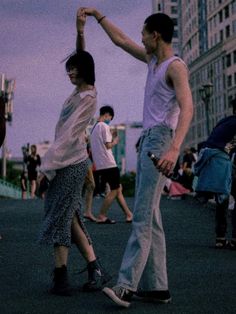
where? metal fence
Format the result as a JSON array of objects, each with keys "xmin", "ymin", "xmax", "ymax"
[{"xmin": 0, "ymin": 178, "xmax": 29, "ymax": 199}]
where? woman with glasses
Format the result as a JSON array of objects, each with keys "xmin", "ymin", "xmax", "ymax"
[{"xmin": 38, "ymin": 9, "xmax": 111, "ymax": 296}]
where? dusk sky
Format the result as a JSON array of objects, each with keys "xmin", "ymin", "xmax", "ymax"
[{"xmin": 0, "ymin": 0, "xmax": 152, "ymax": 157}]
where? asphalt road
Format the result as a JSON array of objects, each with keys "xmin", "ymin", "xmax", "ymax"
[{"xmin": 0, "ymin": 196, "xmax": 235, "ymax": 314}]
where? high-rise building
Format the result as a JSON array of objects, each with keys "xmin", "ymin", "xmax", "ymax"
[
  {"xmin": 181, "ymin": 0, "xmax": 236, "ymax": 147},
  {"xmin": 152, "ymin": 0, "xmax": 236, "ymax": 149},
  {"xmin": 152, "ymin": 0, "xmax": 180, "ymax": 56}
]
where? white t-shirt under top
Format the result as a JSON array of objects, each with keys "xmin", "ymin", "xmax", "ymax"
[{"xmin": 90, "ymin": 122, "xmax": 117, "ymax": 170}]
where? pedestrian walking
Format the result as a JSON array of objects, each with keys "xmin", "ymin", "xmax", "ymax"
[
  {"xmin": 194, "ymin": 98, "xmax": 236, "ymax": 249},
  {"xmin": 20, "ymin": 170, "xmax": 28, "ymax": 199},
  {"xmin": 83, "ymin": 164, "xmax": 97, "ymax": 222},
  {"xmin": 38, "ymin": 9, "xmax": 111, "ymax": 296},
  {"xmin": 0, "ymin": 95, "xmax": 6, "ymax": 240},
  {"xmin": 90, "ymin": 105, "xmax": 133, "ymax": 224},
  {"xmin": 25, "ymin": 144, "xmax": 41, "ymax": 198},
  {"xmin": 81, "ymin": 8, "xmax": 193, "ymax": 307}
]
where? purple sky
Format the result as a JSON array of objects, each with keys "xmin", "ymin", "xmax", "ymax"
[{"xmin": 0, "ymin": 0, "xmax": 152, "ymax": 157}]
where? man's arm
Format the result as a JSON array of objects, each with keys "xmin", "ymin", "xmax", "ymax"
[
  {"xmin": 83, "ymin": 7, "xmax": 149, "ymax": 63},
  {"xmin": 76, "ymin": 8, "xmax": 86, "ymax": 51},
  {"xmin": 158, "ymin": 61, "xmax": 194, "ymax": 176},
  {"xmin": 105, "ymin": 136, "xmax": 119, "ymax": 149}
]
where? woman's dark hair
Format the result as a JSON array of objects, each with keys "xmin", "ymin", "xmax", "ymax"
[
  {"xmin": 144, "ymin": 13, "xmax": 174, "ymax": 43},
  {"xmin": 100, "ymin": 105, "xmax": 114, "ymax": 119},
  {"xmin": 65, "ymin": 50, "xmax": 95, "ymax": 85}
]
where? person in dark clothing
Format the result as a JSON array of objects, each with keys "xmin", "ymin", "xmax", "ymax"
[
  {"xmin": 0, "ymin": 95, "xmax": 6, "ymax": 240},
  {"xmin": 195, "ymin": 98, "xmax": 236, "ymax": 249},
  {"xmin": 25, "ymin": 144, "xmax": 41, "ymax": 198},
  {"xmin": 0, "ymin": 96, "xmax": 6, "ymax": 147},
  {"xmin": 181, "ymin": 147, "xmax": 196, "ymax": 190},
  {"xmin": 229, "ymin": 147, "xmax": 236, "ymax": 250},
  {"xmin": 20, "ymin": 171, "xmax": 28, "ymax": 199}
]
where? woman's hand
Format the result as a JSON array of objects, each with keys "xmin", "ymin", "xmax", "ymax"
[
  {"xmin": 79, "ymin": 7, "xmax": 103, "ymax": 21},
  {"xmin": 76, "ymin": 8, "xmax": 87, "ymax": 33}
]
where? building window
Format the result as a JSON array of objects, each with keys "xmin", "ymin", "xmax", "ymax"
[
  {"xmin": 226, "ymin": 25, "xmax": 230, "ymax": 38},
  {"xmin": 233, "ymin": 1, "xmax": 236, "ymax": 14},
  {"xmin": 171, "ymin": 6, "xmax": 177, "ymax": 14},
  {"xmin": 172, "ymin": 18, "xmax": 178, "ymax": 26},
  {"xmin": 225, "ymin": 5, "xmax": 229, "ymax": 18},
  {"xmin": 219, "ymin": 10, "xmax": 223, "ymax": 23},
  {"xmin": 227, "ymin": 75, "xmax": 232, "ymax": 87},
  {"xmin": 234, "ymin": 73, "xmax": 236, "ymax": 84},
  {"xmin": 233, "ymin": 20, "xmax": 236, "ymax": 33},
  {"xmin": 173, "ymin": 30, "xmax": 178, "ymax": 38},
  {"xmin": 220, "ymin": 29, "xmax": 224, "ymax": 41},
  {"xmin": 226, "ymin": 54, "xmax": 231, "ymax": 67},
  {"xmin": 234, "ymin": 50, "xmax": 236, "ymax": 63}
]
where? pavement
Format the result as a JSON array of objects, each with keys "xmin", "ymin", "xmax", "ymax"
[{"xmin": 0, "ymin": 195, "xmax": 236, "ymax": 314}]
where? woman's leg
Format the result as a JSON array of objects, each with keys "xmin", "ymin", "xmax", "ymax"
[
  {"xmin": 71, "ymin": 215, "xmax": 111, "ymax": 291},
  {"xmin": 83, "ymin": 167, "xmax": 96, "ymax": 221},
  {"xmin": 30, "ymin": 180, "xmax": 36, "ymax": 198},
  {"xmin": 54, "ymin": 245, "xmax": 69, "ymax": 267},
  {"xmin": 71, "ymin": 215, "xmax": 96, "ymax": 262}
]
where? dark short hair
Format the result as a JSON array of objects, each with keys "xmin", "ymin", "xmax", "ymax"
[
  {"xmin": 144, "ymin": 13, "xmax": 174, "ymax": 43},
  {"xmin": 100, "ymin": 105, "xmax": 114, "ymax": 119},
  {"xmin": 65, "ymin": 50, "xmax": 95, "ymax": 85}
]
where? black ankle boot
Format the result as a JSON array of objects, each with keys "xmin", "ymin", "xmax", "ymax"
[
  {"xmin": 50, "ymin": 265, "xmax": 72, "ymax": 296},
  {"xmin": 83, "ymin": 259, "xmax": 112, "ymax": 292}
]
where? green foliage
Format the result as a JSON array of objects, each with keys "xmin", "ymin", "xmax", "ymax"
[
  {"xmin": 0, "ymin": 160, "xmax": 22, "ymax": 187},
  {"xmin": 120, "ymin": 171, "xmax": 136, "ymax": 197}
]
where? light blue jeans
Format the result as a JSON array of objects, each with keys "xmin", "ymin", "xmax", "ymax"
[{"xmin": 117, "ymin": 124, "xmax": 172, "ymax": 291}]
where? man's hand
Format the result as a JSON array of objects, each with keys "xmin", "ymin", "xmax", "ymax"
[
  {"xmin": 113, "ymin": 136, "xmax": 119, "ymax": 145},
  {"xmin": 76, "ymin": 8, "xmax": 86, "ymax": 33},
  {"xmin": 156, "ymin": 147, "xmax": 179, "ymax": 177}
]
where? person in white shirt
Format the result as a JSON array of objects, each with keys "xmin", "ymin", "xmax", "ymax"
[
  {"xmin": 90, "ymin": 105, "xmax": 133, "ymax": 224},
  {"xmin": 38, "ymin": 9, "xmax": 111, "ymax": 296}
]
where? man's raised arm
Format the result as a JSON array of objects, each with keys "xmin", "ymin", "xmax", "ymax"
[{"xmin": 83, "ymin": 7, "xmax": 148, "ymax": 63}]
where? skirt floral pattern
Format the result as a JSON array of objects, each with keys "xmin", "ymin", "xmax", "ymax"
[{"xmin": 38, "ymin": 160, "xmax": 91, "ymax": 247}]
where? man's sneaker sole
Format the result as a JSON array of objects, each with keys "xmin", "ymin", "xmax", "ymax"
[
  {"xmin": 133, "ymin": 290, "xmax": 171, "ymax": 304},
  {"xmin": 133, "ymin": 294, "xmax": 171, "ymax": 304},
  {"xmin": 103, "ymin": 287, "xmax": 131, "ymax": 308}
]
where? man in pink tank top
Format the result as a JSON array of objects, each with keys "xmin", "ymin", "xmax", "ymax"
[{"xmin": 79, "ymin": 7, "xmax": 193, "ymax": 308}]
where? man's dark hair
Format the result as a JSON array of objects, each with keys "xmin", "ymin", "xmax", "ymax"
[
  {"xmin": 65, "ymin": 50, "xmax": 95, "ymax": 85},
  {"xmin": 100, "ymin": 105, "xmax": 114, "ymax": 119},
  {"xmin": 144, "ymin": 13, "xmax": 174, "ymax": 43},
  {"xmin": 231, "ymin": 98, "xmax": 236, "ymax": 115}
]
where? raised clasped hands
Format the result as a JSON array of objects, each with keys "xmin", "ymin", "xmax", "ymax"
[
  {"xmin": 76, "ymin": 8, "xmax": 87, "ymax": 32},
  {"xmin": 78, "ymin": 7, "xmax": 97, "ymax": 17}
]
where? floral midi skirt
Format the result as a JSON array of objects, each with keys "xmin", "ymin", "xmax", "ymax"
[{"xmin": 38, "ymin": 160, "xmax": 91, "ymax": 247}]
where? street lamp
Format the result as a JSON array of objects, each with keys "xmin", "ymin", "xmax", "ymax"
[
  {"xmin": 199, "ymin": 82, "xmax": 213, "ymax": 137},
  {"xmin": 0, "ymin": 73, "xmax": 15, "ymax": 179}
]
